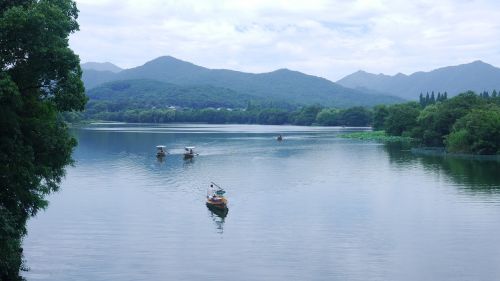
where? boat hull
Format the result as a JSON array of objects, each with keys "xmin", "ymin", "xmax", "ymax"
[
  {"xmin": 206, "ymin": 203, "xmax": 229, "ymax": 217},
  {"xmin": 206, "ymin": 197, "xmax": 227, "ymax": 210}
]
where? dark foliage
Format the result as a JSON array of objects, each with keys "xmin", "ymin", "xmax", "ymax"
[
  {"xmin": 0, "ymin": 1, "xmax": 86, "ymax": 279},
  {"xmin": 378, "ymin": 92, "xmax": 500, "ymax": 154}
]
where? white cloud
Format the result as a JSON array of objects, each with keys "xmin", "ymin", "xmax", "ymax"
[{"xmin": 71, "ymin": 0, "xmax": 500, "ymax": 80}]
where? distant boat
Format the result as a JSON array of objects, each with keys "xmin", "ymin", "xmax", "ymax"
[
  {"xmin": 156, "ymin": 145, "xmax": 167, "ymax": 157},
  {"xmin": 206, "ymin": 182, "xmax": 228, "ymax": 211},
  {"xmin": 277, "ymin": 134, "xmax": 283, "ymax": 141},
  {"xmin": 183, "ymin": 146, "xmax": 197, "ymax": 159}
]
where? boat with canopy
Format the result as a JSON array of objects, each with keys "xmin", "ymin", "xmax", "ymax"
[
  {"xmin": 184, "ymin": 146, "xmax": 197, "ymax": 159},
  {"xmin": 206, "ymin": 182, "xmax": 228, "ymax": 211},
  {"xmin": 156, "ymin": 145, "xmax": 167, "ymax": 157}
]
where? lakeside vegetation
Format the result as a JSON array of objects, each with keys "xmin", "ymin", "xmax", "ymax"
[
  {"xmin": 63, "ymin": 103, "xmax": 375, "ymax": 126},
  {"xmin": 339, "ymin": 131, "xmax": 414, "ymax": 142},
  {"xmin": 373, "ymin": 91, "xmax": 500, "ymax": 155}
]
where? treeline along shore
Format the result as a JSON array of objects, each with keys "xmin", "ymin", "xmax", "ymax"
[
  {"xmin": 64, "ymin": 91, "xmax": 500, "ymax": 155},
  {"xmin": 373, "ymin": 91, "xmax": 499, "ymax": 155},
  {"xmin": 64, "ymin": 101, "xmax": 375, "ymax": 126}
]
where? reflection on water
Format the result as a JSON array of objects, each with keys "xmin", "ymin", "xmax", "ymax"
[
  {"xmin": 207, "ymin": 205, "xmax": 228, "ymax": 234},
  {"xmin": 183, "ymin": 157, "xmax": 195, "ymax": 166},
  {"xmin": 384, "ymin": 143, "xmax": 500, "ymax": 192},
  {"xmin": 156, "ymin": 155, "xmax": 166, "ymax": 163},
  {"xmin": 23, "ymin": 124, "xmax": 500, "ymax": 281},
  {"xmin": 420, "ymin": 156, "xmax": 500, "ymax": 192}
]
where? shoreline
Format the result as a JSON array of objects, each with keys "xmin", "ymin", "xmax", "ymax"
[
  {"xmin": 340, "ymin": 131, "xmax": 500, "ymax": 160},
  {"xmin": 69, "ymin": 120, "xmax": 374, "ymax": 129}
]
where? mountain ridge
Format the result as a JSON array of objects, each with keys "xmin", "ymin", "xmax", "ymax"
[
  {"xmin": 81, "ymin": 62, "xmax": 123, "ymax": 73},
  {"xmin": 82, "ymin": 56, "xmax": 403, "ymax": 108},
  {"xmin": 337, "ymin": 60, "xmax": 500, "ymax": 99}
]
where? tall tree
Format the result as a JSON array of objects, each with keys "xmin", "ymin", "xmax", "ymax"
[
  {"xmin": 0, "ymin": 1, "xmax": 86, "ymax": 279},
  {"xmin": 446, "ymin": 106, "xmax": 500, "ymax": 154},
  {"xmin": 384, "ymin": 102, "xmax": 420, "ymax": 136},
  {"xmin": 415, "ymin": 91, "xmax": 484, "ymax": 146},
  {"xmin": 372, "ymin": 105, "xmax": 389, "ymax": 130}
]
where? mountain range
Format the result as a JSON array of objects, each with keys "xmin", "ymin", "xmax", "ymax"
[
  {"xmin": 82, "ymin": 57, "xmax": 500, "ymax": 109},
  {"xmin": 81, "ymin": 56, "xmax": 403, "ymax": 108},
  {"xmin": 337, "ymin": 60, "xmax": 500, "ymax": 100}
]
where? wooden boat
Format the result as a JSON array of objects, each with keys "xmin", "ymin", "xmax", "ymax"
[
  {"xmin": 156, "ymin": 145, "xmax": 167, "ymax": 157},
  {"xmin": 184, "ymin": 146, "xmax": 197, "ymax": 159},
  {"xmin": 206, "ymin": 182, "xmax": 228, "ymax": 210},
  {"xmin": 206, "ymin": 196, "xmax": 228, "ymax": 210},
  {"xmin": 206, "ymin": 203, "xmax": 229, "ymax": 218}
]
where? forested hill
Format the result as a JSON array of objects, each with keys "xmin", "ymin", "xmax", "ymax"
[
  {"xmin": 86, "ymin": 79, "xmax": 287, "ymax": 109},
  {"xmin": 82, "ymin": 56, "xmax": 403, "ymax": 108},
  {"xmin": 337, "ymin": 60, "xmax": 500, "ymax": 100}
]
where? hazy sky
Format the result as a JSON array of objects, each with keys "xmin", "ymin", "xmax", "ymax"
[{"xmin": 71, "ymin": 0, "xmax": 500, "ymax": 81}]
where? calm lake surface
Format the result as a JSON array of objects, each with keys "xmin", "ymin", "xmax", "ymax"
[{"xmin": 23, "ymin": 124, "xmax": 500, "ymax": 281}]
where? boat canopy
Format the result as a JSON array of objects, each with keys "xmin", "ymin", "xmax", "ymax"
[
  {"xmin": 156, "ymin": 145, "xmax": 166, "ymax": 149},
  {"xmin": 208, "ymin": 185, "xmax": 225, "ymax": 197},
  {"xmin": 185, "ymin": 146, "xmax": 195, "ymax": 150},
  {"xmin": 209, "ymin": 182, "xmax": 225, "ymax": 194}
]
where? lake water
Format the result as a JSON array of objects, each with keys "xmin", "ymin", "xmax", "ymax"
[{"xmin": 23, "ymin": 124, "xmax": 500, "ymax": 281}]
